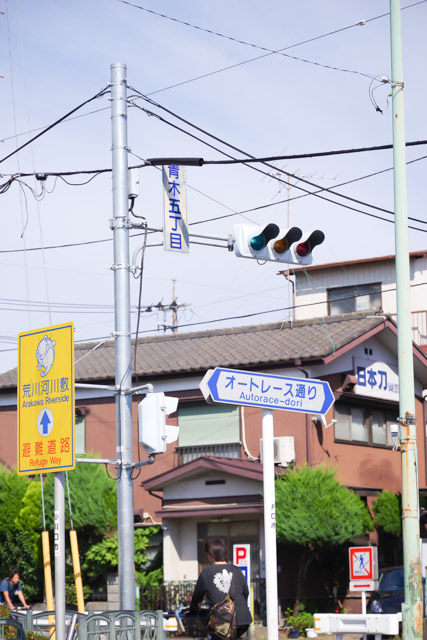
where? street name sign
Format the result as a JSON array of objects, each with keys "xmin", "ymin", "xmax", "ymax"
[
  {"xmin": 17, "ymin": 323, "xmax": 75, "ymax": 475},
  {"xmin": 200, "ymin": 367, "xmax": 334, "ymax": 415},
  {"xmin": 349, "ymin": 546, "xmax": 378, "ymax": 592}
]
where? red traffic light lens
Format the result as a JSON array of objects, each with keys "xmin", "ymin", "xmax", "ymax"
[{"xmin": 296, "ymin": 241, "xmax": 309, "ymax": 257}]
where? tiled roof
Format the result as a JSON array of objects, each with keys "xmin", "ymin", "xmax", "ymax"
[
  {"xmin": 0, "ymin": 313, "xmax": 390, "ymax": 390},
  {"xmin": 285, "ymin": 250, "xmax": 427, "ymax": 275}
]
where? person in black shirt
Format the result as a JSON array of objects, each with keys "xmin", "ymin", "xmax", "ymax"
[{"xmin": 189, "ymin": 538, "xmax": 252, "ymax": 639}]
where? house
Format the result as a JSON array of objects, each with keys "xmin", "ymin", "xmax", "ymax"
[
  {"xmin": 281, "ymin": 250, "xmax": 427, "ymax": 350},
  {"xmin": 0, "ymin": 311, "xmax": 426, "ymax": 615}
]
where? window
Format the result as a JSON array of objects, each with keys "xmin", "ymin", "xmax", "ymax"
[
  {"xmin": 75, "ymin": 415, "xmax": 86, "ymax": 454},
  {"xmin": 334, "ymin": 402, "xmax": 396, "ymax": 446},
  {"xmin": 177, "ymin": 404, "xmax": 240, "ymax": 464},
  {"xmin": 328, "ymin": 283, "xmax": 382, "ymax": 315}
]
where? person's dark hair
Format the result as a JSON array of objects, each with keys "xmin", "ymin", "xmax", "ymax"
[
  {"xmin": 204, "ymin": 538, "xmax": 228, "ymax": 562},
  {"xmin": 8, "ymin": 570, "xmax": 19, "ymax": 581}
]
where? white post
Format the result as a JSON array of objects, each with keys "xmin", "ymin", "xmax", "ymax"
[
  {"xmin": 262, "ymin": 408, "xmax": 279, "ymax": 640},
  {"xmin": 361, "ymin": 591, "xmax": 367, "ymax": 614},
  {"xmin": 54, "ymin": 472, "xmax": 65, "ymax": 640}
]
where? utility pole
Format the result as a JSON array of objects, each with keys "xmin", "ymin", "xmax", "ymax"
[
  {"xmin": 110, "ymin": 62, "xmax": 135, "ymax": 610},
  {"xmin": 389, "ymin": 3, "xmax": 422, "ymax": 639}
]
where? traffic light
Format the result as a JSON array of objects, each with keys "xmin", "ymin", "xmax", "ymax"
[
  {"xmin": 233, "ymin": 224, "xmax": 325, "ymax": 265},
  {"xmin": 138, "ymin": 392, "xmax": 179, "ymax": 454}
]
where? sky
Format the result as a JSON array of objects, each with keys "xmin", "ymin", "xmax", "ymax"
[{"xmin": 1, "ymin": 0, "xmax": 426, "ymax": 375}]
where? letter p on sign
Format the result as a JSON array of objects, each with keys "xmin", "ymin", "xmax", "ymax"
[{"xmin": 235, "ymin": 547, "xmax": 247, "ymax": 564}]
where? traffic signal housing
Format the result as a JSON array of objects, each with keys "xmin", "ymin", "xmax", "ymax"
[
  {"xmin": 138, "ymin": 392, "xmax": 179, "ymax": 454},
  {"xmin": 233, "ymin": 224, "xmax": 325, "ymax": 265}
]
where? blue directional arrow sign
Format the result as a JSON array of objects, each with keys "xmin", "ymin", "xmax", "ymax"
[
  {"xmin": 200, "ymin": 367, "xmax": 334, "ymax": 415},
  {"xmin": 40, "ymin": 411, "xmax": 51, "ymax": 435}
]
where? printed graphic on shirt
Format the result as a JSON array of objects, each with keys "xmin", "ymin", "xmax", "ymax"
[{"xmin": 213, "ymin": 569, "xmax": 233, "ymax": 593}]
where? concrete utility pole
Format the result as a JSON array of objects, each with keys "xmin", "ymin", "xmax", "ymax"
[
  {"xmin": 110, "ymin": 62, "xmax": 135, "ymax": 610},
  {"xmin": 389, "ymin": 3, "xmax": 422, "ymax": 639}
]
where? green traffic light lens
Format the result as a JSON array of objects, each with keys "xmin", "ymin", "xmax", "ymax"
[{"xmin": 250, "ymin": 223, "xmax": 280, "ymax": 251}]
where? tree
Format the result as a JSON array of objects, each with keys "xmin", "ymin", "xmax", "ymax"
[
  {"xmin": 83, "ymin": 527, "xmax": 160, "ymax": 588},
  {"xmin": 275, "ymin": 464, "xmax": 374, "ymax": 615},
  {"xmin": 42, "ymin": 456, "xmax": 117, "ymax": 545},
  {"xmin": 371, "ymin": 491, "xmax": 401, "ymax": 537},
  {"xmin": 0, "ymin": 468, "xmax": 42, "ymax": 599},
  {"xmin": 0, "ymin": 467, "xmax": 29, "ymax": 532},
  {"xmin": 0, "ymin": 460, "xmax": 119, "ymax": 603}
]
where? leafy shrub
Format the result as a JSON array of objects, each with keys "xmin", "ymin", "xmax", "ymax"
[
  {"xmin": 285, "ymin": 609, "xmax": 314, "ymax": 633},
  {"xmin": 372, "ymin": 491, "xmax": 401, "ymax": 536}
]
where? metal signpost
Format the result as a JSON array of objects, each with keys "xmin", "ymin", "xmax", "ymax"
[
  {"xmin": 201, "ymin": 368, "xmax": 334, "ymax": 640},
  {"xmin": 348, "ymin": 546, "xmax": 378, "ymax": 613},
  {"xmin": 17, "ymin": 322, "xmax": 75, "ymax": 640},
  {"xmin": 234, "ymin": 544, "xmax": 252, "ymax": 622}
]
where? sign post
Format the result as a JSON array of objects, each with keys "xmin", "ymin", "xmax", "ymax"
[
  {"xmin": 349, "ymin": 546, "xmax": 378, "ymax": 613},
  {"xmin": 18, "ymin": 322, "xmax": 75, "ymax": 640},
  {"xmin": 234, "ymin": 543, "xmax": 251, "ymax": 609},
  {"xmin": 201, "ymin": 368, "xmax": 334, "ymax": 640}
]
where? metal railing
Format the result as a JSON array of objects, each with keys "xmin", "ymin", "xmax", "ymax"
[
  {"xmin": 0, "ymin": 617, "xmax": 26, "ymax": 640},
  {"xmin": 140, "ymin": 583, "xmax": 196, "ymax": 611},
  {"xmin": 11, "ymin": 610, "xmax": 163, "ymax": 640},
  {"xmin": 390, "ymin": 309, "xmax": 427, "ymax": 345},
  {"xmin": 176, "ymin": 443, "xmax": 241, "ymax": 465},
  {"xmin": 78, "ymin": 611, "xmax": 162, "ymax": 640}
]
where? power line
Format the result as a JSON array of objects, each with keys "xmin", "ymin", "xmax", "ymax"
[
  {"xmin": 129, "ymin": 92, "xmax": 427, "ymax": 231},
  {"xmin": 0, "ymin": 231, "xmax": 147, "ymax": 253},
  {"xmin": 190, "ymin": 152, "xmax": 427, "ymax": 228},
  {"xmin": 1, "ymin": 280, "xmax": 423, "ymax": 356},
  {"xmin": 202, "ymin": 140, "xmax": 427, "ymax": 165},
  {"xmin": 0, "ymin": 88, "xmax": 109, "ymax": 166},
  {"xmin": 0, "ymin": 106, "xmax": 110, "ymax": 144},
  {"xmin": 116, "ymin": 0, "xmax": 419, "ymax": 81}
]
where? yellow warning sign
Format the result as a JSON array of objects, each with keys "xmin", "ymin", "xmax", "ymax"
[{"xmin": 17, "ymin": 323, "xmax": 75, "ymax": 475}]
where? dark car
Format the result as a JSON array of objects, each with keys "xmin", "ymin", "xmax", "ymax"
[{"xmin": 367, "ymin": 566, "xmax": 404, "ymax": 614}]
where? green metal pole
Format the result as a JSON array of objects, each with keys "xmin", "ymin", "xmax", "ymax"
[{"xmin": 389, "ymin": 2, "xmax": 422, "ymax": 639}]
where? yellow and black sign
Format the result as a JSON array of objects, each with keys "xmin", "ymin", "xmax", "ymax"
[{"xmin": 17, "ymin": 323, "xmax": 75, "ymax": 475}]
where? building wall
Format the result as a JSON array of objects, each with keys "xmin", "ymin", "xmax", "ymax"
[
  {"xmin": 293, "ymin": 255, "xmax": 427, "ymax": 323},
  {"xmin": 163, "ymin": 518, "xmax": 199, "ymax": 582}
]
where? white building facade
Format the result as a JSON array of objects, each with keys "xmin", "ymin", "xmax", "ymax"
[{"xmin": 285, "ymin": 251, "xmax": 427, "ymax": 347}]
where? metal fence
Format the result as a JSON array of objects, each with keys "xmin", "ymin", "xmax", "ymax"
[
  {"xmin": 0, "ymin": 617, "xmax": 26, "ymax": 640},
  {"xmin": 10, "ymin": 609, "xmax": 163, "ymax": 640},
  {"xmin": 140, "ymin": 583, "xmax": 196, "ymax": 611}
]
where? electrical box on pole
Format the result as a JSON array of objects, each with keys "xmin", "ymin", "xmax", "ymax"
[{"xmin": 138, "ymin": 392, "xmax": 179, "ymax": 454}]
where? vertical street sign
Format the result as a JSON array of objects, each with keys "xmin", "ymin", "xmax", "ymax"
[
  {"xmin": 17, "ymin": 323, "xmax": 75, "ymax": 475},
  {"xmin": 234, "ymin": 544, "xmax": 251, "ymax": 613},
  {"xmin": 349, "ymin": 546, "xmax": 378, "ymax": 591},
  {"xmin": 163, "ymin": 165, "xmax": 189, "ymax": 253}
]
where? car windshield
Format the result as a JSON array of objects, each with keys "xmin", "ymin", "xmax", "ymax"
[{"xmin": 379, "ymin": 569, "xmax": 404, "ymax": 593}]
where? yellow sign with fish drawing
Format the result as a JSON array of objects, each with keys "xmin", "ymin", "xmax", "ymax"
[{"xmin": 17, "ymin": 323, "xmax": 75, "ymax": 475}]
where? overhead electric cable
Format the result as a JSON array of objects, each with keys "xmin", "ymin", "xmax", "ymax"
[
  {"xmin": 0, "ymin": 279, "xmax": 422, "ymax": 353},
  {"xmin": 0, "ymin": 231, "xmax": 147, "ymax": 253},
  {"xmin": 202, "ymin": 140, "xmax": 427, "ymax": 164},
  {"xmin": 191, "ymin": 153, "xmax": 427, "ymax": 227},
  {"xmin": 0, "ymin": 88, "xmax": 109, "ymax": 166},
  {"xmin": 117, "ymin": 0, "xmax": 427, "ymax": 81},
  {"xmin": 0, "ymin": 107, "xmax": 110, "ymax": 144},
  {"xmin": 6, "ymin": 139, "xmax": 427, "ymax": 179},
  {"xmin": 130, "ymin": 92, "xmax": 427, "ymax": 230}
]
